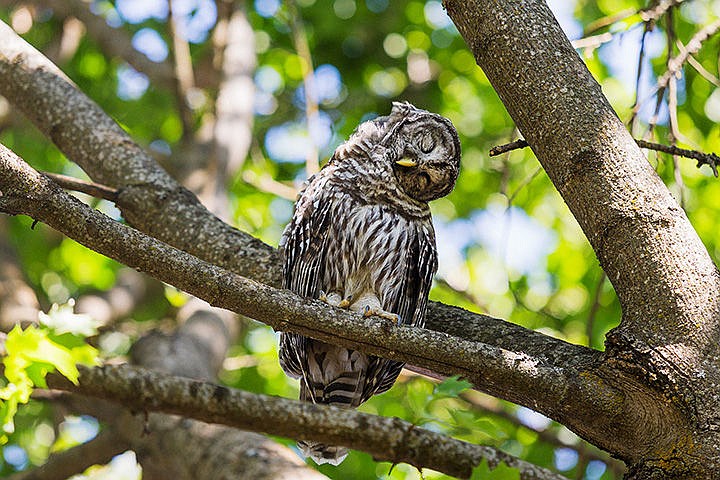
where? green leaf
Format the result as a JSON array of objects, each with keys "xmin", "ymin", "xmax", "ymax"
[{"xmin": 433, "ymin": 375, "xmax": 472, "ymax": 398}]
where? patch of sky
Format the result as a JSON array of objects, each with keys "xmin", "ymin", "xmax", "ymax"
[
  {"xmin": 294, "ymin": 64, "xmax": 344, "ymax": 107},
  {"xmin": 472, "ymin": 203, "xmax": 558, "ymax": 276},
  {"xmin": 91, "ymin": 0, "xmax": 123, "ymax": 28},
  {"xmin": 434, "ymin": 204, "xmax": 557, "ymax": 291},
  {"xmin": 115, "ymin": 0, "xmax": 168, "ymax": 24},
  {"xmin": 434, "ymin": 217, "xmax": 474, "ymax": 289},
  {"xmin": 547, "ymin": 0, "xmax": 583, "ymax": 40},
  {"xmin": 599, "ymin": 26, "xmax": 669, "ymax": 124},
  {"xmin": 116, "ymin": 0, "xmax": 215, "ymax": 43},
  {"xmin": 554, "ymin": 447, "xmax": 579, "ymax": 471},
  {"xmin": 117, "ymin": 64, "xmax": 149, "ymax": 100},
  {"xmin": 516, "ymin": 407, "xmax": 552, "ymax": 430},
  {"xmin": 255, "ymin": 0, "xmax": 280, "ymax": 18},
  {"xmin": 61, "ymin": 415, "xmax": 100, "ymax": 444},
  {"xmin": 264, "ymin": 111, "xmax": 334, "ymax": 163},
  {"xmin": 149, "ymin": 139, "xmax": 172, "ymax": 156},
  {"xmin": 171, "ymin": 0, "xmax": 217, "ymax": 43},
  {"xmin": 424, "ymin": 1, "xmax": 453, "ymax": 30},
  {"xmin": 586, "ymin": 460, "xmax": 608, "ymax": 480},
  {"xmin": 132, "ymin": 28, "xmax": 168, "ymax": 62},
  {"xmin": 3, "ymin": 445, "xmax": 28, "ymax": 471},
  {"xmin": 255, "ymin": 65, "xmax": 285, "ymax": 94}
]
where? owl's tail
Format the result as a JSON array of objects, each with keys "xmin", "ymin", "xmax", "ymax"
[
  {"xmin": 296, "ymin": 374, "xmax": 361, "ymax": 465},
  {"xmin": 297, "ymin": 440, "xmax": 348, "ymax": 466}
]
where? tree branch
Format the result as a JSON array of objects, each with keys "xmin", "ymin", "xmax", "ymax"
[
  {"xmin": 489, "ymin": 138, "xmax": 720, "ymax": 176},
  {"xmin": 0, "ymin": 19, "xmax": 282, "ymax": 287},
  {"xmin": 43, "ymin": 172, "xmax": 119, "ymax": 201},
  {"xmin": 0, "ymin": 140, "xmax": 685, "ymax": 467},
  {"xmin": 44, "ymin": 364, "xmax": 567, "ymax": 480}
]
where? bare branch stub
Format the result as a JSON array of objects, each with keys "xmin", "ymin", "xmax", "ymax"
[
  {"xmin": 488, "ymin": 138, "xmax": 528, "ymax": 156},
  {"xmin": 43, "ymin": 172, "xmax": 119, "ymax": 201}
]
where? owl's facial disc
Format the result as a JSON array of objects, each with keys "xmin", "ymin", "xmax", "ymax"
[{"xmin": 391, "ymin": 124, "xmax": 460, "ymax": 203}]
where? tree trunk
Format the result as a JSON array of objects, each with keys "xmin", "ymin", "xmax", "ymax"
[{"xmin": 445, "ymin": 0, "xmax": 720, "ymax": 477}]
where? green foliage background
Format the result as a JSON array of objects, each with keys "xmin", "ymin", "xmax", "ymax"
[{"xmin": 0, "ymin": 0, "xmax": 719, "ymax": 478}]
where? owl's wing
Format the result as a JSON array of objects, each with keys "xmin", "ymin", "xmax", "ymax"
[
  {"xmin": 278, "ymin": 178, "xmax": 334, "ymax": 378},
  {"xmin": 362, "ymin": 223, "xmax": 437, "ymax": 400}
]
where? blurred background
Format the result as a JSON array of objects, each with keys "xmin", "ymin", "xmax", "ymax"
[{"xmin": 0, "ymin": 0, "xmax": 719, "ymax": 478}]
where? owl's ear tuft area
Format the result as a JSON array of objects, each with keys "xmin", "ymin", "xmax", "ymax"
[{"xmin": 390, "ymin": 101, "xmax": 417, "ymax": 115}]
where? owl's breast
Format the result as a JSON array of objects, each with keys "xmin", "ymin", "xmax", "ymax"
[{"xmin": 321, "ymin": 192, "xmax": 427, "ymax": 306}]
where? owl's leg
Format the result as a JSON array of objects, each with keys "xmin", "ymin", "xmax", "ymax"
[{"xmin": 319, "ymin": 291, "xmax": 352, "ymax": 309}]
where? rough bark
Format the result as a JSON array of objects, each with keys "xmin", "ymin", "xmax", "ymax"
[
  {"xmin": 444, "ymin": 0, "xmax": 720, "ymax": 477},
  {"xmin": 45, "ymin": 364, "xmax": 565, "ymax": 480}
]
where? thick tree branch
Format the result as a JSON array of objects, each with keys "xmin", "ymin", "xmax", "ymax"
[
  {"xmin": 0, "ymin": 19, "xmax": 281, "ymax": 287},
  {"xmin": 0, "ymin": 142, "xmax": 601, "ymax": 406},
  {"xmin": 45, "ymin": 364, "xmax": 566, "ymax": 480},
  {"xmin": 0, "ymin": 142, "xmax": 686, "ymax": 467}
]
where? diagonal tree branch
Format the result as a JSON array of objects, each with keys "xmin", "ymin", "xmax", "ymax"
[
  {"xmin": 0, "ymin": 19, "xmax": 281, "ymax": 287},
  {"xmin": 44, "ymin": 364, "xmax": 567, "ymax": 480},
  {"xmin": 0, "ymin": 140, "xmax": 683, "ymax": 467}
]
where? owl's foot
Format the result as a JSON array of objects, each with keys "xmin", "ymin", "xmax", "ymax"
[
  {"xmin": 319, "ymin": 291, "xmax": 352, "ymax": 309},
  {"xmin": 363, "ymin": 305, "xmax": 401, "ymax": 325},
  {"xmin": 337, "ymin": 295, "xmax": 353, "ymax": 308}
]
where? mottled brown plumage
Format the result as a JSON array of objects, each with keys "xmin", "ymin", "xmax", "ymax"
[{"xmin": 279, "ymin": 102, "xmax": 460, "ymax": 464}]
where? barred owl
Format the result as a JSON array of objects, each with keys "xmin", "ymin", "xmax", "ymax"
[{"xmin": 279, "ymin": 102, "xmax": 461, "ymax": 465}]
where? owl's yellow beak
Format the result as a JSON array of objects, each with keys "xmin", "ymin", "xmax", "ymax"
[{"xmin": 396, "ymin": 158, "xmax": 417, "ymax": 167}]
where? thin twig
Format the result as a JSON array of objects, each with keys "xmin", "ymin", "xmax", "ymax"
[
  {"xmin": 571, "ymin": 32, "xmax": 614, "ymax": 53},
  {"xmin": 507, "ymin": 167, "xmax": 542, "ymax": 205},
  {"xmin": 287, "ymin": 0, "xmax": 320, "ymax": 176},
  {"xmin": 683, "ymin": 49, "xmax": 720, "ymax": 87},
  {"xmin": 242, "ymin": 170, "xmax": 298, "ymax": 200},
  {"xmin": 43, "ymin": 172, "xmax": 119, "ymax": 201},
  {"xmin": 583, "ymin": 8, "xmax": 636, "ymax": 36},
  {"xmin": 639, "ymin": 0, "xmax": 685, "ymax": 24},
  {"xmin": 489, "ymin": 138, "xmax": 720, "ymax": 176},
  {"xmin": 636, "ymin": 139, "xmax": 720, "ymax": 177},
  {"xmin": 168, "ymin": 0, "xmax": 196, "ymax": 140},
  {"xmin": 489, "ymin": 138, "xmax": 528, "ymax": 156},
  {"xmin": 628, "ymin": 24, "xmax": 650, "ymax": 134}
]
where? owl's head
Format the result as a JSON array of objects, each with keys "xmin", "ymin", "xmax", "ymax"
[{"xmin": 379, "ymin": 102, "xmax": 461, "ymax": 203}]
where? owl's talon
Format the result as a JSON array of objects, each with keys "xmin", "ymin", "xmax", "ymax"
[
  {"xmin": 363, "ymin": 306, "xmax": 400, "ymax": 324},
  {"xmin": 319, "ymin": 290, "xmax": 328, "ymax": 303},
  {"xmin": 337, "ymin": 295, "xmax": 353, "ymax": 308}
]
